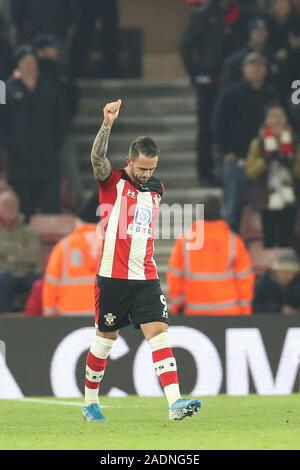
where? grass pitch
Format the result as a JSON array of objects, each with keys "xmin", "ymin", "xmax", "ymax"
[{"xmin": 0, "ymin": 395, "xmax": 299, "ymax": 450}]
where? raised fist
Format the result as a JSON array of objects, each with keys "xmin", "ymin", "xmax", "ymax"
[{"xmin": 103, "ymin": 99, "xmax": 122, "ymax": 126}]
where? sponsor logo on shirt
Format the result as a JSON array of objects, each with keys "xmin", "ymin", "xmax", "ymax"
[{"xmin": 127, "ymin": 205, "xmax": 153, "ymax": 238}]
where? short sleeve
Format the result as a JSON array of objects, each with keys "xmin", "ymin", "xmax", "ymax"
[{"xmin": 97, "ymin": 168, "xmax": 122, "ymax": 190}]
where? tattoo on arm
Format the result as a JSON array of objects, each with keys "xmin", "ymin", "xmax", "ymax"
[{"xmin": 91, "ymin": 123, "xmax": 112, "ymax": 181}]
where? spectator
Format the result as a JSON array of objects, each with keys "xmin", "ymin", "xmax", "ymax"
[
  {"xmin": 184, "ymin": 0, "xmax": 205, "ymax": 5},
  {"xmin": 267, "ymin": 0, "xmax": 300, "ymax": 102},
  {"xmin": 292, "ymin": 0, "xmax": 300, "ymax": 11},
  {"xmin": 246, "ymin": 105, "xmax": 300, "ymax": 247},
  {"xmin": 70, "ymin": 0, "xmax": 120, "ymax": 78},
  {"xmin": 78, "ymin": 192, "xmax": 100, "ymax": 225},
  {"xmin": 33, "ymin": 35, "xmax": 79, "ymax": 118},
  {"xmin": 213, "ymin": 52, "xmax": 278, "ymax": 232},
  {"xmin": 0, "ymin": 46, "xmax": 68, "ymax": 220},
  {"xmin": 42, "ymin": 214, "xmax": 101, "ymax": 316},
  {"xmin": 180, "ymin": 0, "xmax": 245, "ymax": 186},
  {"xmin": 0, "ymin": 13, "xmax": 14, "ymax": 81},
  {"xmin": 267, "ymin": 0, "xmax": 298, "ymax": 56},
  {"xmin": 239, "ymin": 0, "xmax": 269, "ymax": 18},
  {"xmin": 0, "ymin": 191, "xmax": 41, "ymax": 313},
  {"xmin": 33, "ymin": 34, "xmax": 83, "ymax": 212},
  {"xmin": 221, "ymin": 18, "xmax": 270, "ymax": 86},
  {"xmin": 287, "ymin": 20, "xmax": 300, "ymax": 85},
  {"xmin": 254, "ymin": 250, "xmax": 300, "ymax": 314},
  {"xmin": 167, "ymin": 196, "xmax": 254, "ymax": 316},
  {"xmin": 11, "ymin": 0, "xmax": 79, "ymax": 45}
]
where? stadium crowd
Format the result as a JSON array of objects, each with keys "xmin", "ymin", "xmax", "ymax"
[{"xmin": 0, "ymin": 0, "xmax": 300, "ymax": 316}]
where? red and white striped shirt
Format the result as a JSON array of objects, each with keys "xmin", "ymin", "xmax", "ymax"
[{"xmin": 97, "ymin": 169, "xmax": 163, "ymax": 280}]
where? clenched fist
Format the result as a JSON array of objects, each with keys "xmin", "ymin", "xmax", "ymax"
[{"xmin": 103, "ymin": 99, "xmax": 122, "ymax": 127}]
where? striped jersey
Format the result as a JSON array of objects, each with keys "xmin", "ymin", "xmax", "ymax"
[{"xmin": 97, "ymin": 168, "xmax": 163, "ymax": 280}]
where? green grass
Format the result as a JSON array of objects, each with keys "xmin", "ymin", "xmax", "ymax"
[{"xmin": 0, "ymin": 395, "xmax": 299, "ymax": 450}]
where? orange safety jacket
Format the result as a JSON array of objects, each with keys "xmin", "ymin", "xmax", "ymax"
[
  {"xmin": 167, "ymin": 220, "xmax": 254, "ymax": 316},
  {"xmin": 43, "ymin": 224, "xmax": 101, "ymax": 316}
]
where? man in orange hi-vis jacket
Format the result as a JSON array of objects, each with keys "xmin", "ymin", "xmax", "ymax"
[
  {"xmin": 43, "ymin": 214, "xmax": 102, "ymax": 316},
  {"xmin": 167, "ymin": 196, "xmax": 254, "ymax": 316}
]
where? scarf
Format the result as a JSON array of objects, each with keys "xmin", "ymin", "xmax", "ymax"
[
  {"xmin": 223, "ymin": 1, "xmax": 240, "ymax": 25},
  {"xmin": 263, "ymin": 127, "xmax": 293, "ymax": 158}
]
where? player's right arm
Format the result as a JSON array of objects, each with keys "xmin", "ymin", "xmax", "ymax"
[{"xmin": 91, "ymin": 99, "xmax": 122, "ymax": 181}]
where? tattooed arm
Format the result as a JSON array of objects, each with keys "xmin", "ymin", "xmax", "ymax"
[{"xmin": 91, "ymin": 99, "xmax": 122, "ymax": 181}]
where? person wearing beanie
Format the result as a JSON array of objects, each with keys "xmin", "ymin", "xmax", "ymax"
[
  {"xmin": 254, "ymin": 250, "xmax": 300, "ymax": 314},
  {"xmin": 221, "ymin": 18, "xmax": 271, "ymax": 86},
  {"xmin": 0, "ymin": 44, "xmax": 69, "ymax": 220},
  {"xmin": 33, "ymin": 33, "xmax": 82, "ymax": 213}
]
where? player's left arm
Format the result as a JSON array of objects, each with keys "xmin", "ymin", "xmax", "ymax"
[{"xmin": 91, "ymin": 99, "xmax": 122, "ymax": 181}]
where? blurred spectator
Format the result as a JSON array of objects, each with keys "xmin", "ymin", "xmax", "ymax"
[
  {"xmin": 267, "ymin": 0, "xmax": 298, "ymax": 56},
  {"xmin": 33, "ymin": 34, "xmax": 83, "ymax": 213},
  {"xmin": 221, "ymin": 18, "xmax": 270, "ymax": 86},
  {"xmin": 43, "ymin": 214, "xmax": 101, "ymax": 316},
  {"xmin": 0, "ymin": 13, "xmax": 14, "ymax": 81},
  {"xmin": 0, "ymin": 178, "xmax": 11, "ymax": 193},
  {"xmin": 246, "ymin": 105, "xmax": 300, "ymax": 247},
  {"xmin": 184, "ymin": 1, "xmax": 267, "ymax": 20},
  {"xmin": 0, "ymin": 46, "xmax": 68, "ymax": 220},
  {"xmin": 287, "ymin": 20, "xmax": 300, "ymax": 85},
  {"xmin": 11, "ymin": 0, "xmax": 79, "ymax": 45},
  {"xmin": 167, "ymin": 196, "xmax": 254, "ymax": 316},
  {"xmin": 0, "ymin": 0, "xmax": 12, "ymax": 41},
  {"xmin": 292, "ymin": 0, "xmax": 300, "ymax": 11},
  {"xmin": 79, "ymin": 192, "xmax": 100, "ymax": 225},
  {"xmin": 180, "ymin": 0, "xmax": 245, "ymax": 186},
  {"xmin": 70, "ymin": 0, "xmax": 120, "ymax": 78},
  {"xmin": 267, "ymin": 0, "xmax": 300, "ymax": 102},
  {"xmin": 253, "ymin": 250, "xmax": 300, "ymax": 314},
  {"xmin": 185, "ymin": 0, "xmax": 205, "ymax": 5},
  {"xmin": 0, "ymin": 191, "xmax": 41, "ymax": 313},
  {"xmin": 33, "ymin": 35, "xmax": 78, "ymax": 118},
  {"xmin": 239, "ymin": 0, "xmax": 269, "ymax": 18},
  {"xmin": 24, "ymin": 277, "xmax": 43, "ymax": 316},
  {"xmin": 213, "ymin": 52, "xmax": 278, "ymax": 232}
]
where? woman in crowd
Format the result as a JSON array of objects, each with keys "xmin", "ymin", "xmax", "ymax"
[{"xmin": 246, "ymin": 104, "xmax": 300, "ymax": 247}]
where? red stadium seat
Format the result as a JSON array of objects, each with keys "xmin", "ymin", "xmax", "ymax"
[
  {"xmin": 30, "ymin": 214, "xmax": 77, "ymax": 269},
  {"xmin": 240, "ymin": 206, "xmax": 263, "ymax": 243},
  {"xmin": 248, "ymin": 243, "xmax": 294, "ymax": 276},
  {"xmin": 29, "ymin": 214, "xmax": 76, "ymax": 243}
]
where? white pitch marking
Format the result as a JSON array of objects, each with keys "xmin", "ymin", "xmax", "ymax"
[{"xmin": 8, "ymin": 398, "xmax": 154, "ymax": 409}]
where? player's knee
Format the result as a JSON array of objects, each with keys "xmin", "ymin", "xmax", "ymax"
[
  {"xmin": 142, "ymin": 322, "xmax": 168, "ymax": 341},
  {"xmin": 96, "ymin": 329, "xmax": 119, "ymax": 340}
]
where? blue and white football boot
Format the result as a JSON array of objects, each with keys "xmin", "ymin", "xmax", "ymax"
[
  {"xmin": 169, "ymin": 398, "xmax": 201, "ymax": 421},
  {"xmin": 82, "ymin": 403, "xmax": 106, "ymax": 422}
]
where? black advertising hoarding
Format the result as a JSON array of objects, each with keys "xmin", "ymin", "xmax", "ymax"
[{"xmin": 0, "ymin": 316, "xmax": 300, "ymax": 398}]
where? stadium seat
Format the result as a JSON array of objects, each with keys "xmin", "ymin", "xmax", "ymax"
[
  {"xmin": 248, "ymin": 243, "xmax": 294, "ymax": 276},
  {"xmin": 29, "ymin": 214, "xmax": 76, "ymax": 243},
  {"xmin": 240, "ymin": 206, "xmax": 263, "ymax": 243},
  {"xmin": 29, "ymin": 214, "xmax": 77, "ymax": 269}
]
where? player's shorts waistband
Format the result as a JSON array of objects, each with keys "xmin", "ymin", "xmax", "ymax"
[{"xmin": 97, "ymin": 275, "xmax": 160, "ymax": 284}]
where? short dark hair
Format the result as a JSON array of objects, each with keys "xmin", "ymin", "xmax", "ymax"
[
  {"xmin": 129, "ymin": 136, "xmax": 159, "ymax": 161},
  {"xmin": 15, "ymin": 45, "xmax": 35, "ymax": 66},
  {"xmin": 202, "ymin": 196, "xmax": 221, "ymax": 221}
]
